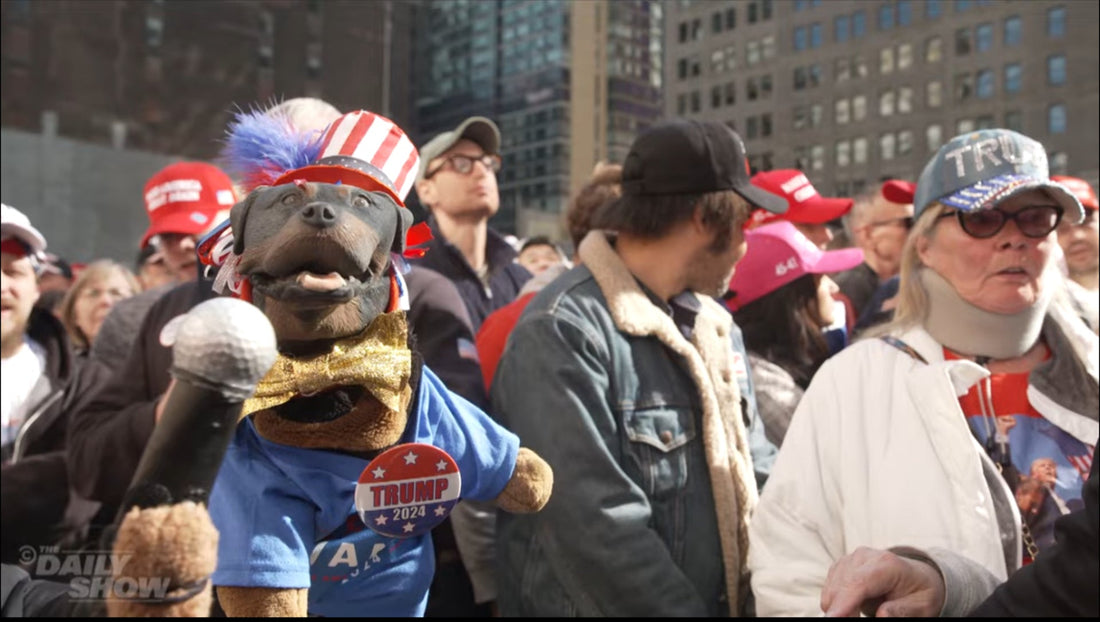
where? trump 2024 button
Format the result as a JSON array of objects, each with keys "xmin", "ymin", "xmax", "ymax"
[{"xmin": 354, "ymin": 443, "xmax": 461, "ymax": 538}]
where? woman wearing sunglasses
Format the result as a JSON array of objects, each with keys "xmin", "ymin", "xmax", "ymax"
[{"xmin": 748, "ymin": 129, "xmax": 1098, "ymax": 616}]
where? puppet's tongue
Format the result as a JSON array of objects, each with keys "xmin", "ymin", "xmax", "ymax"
[{"xmin": 296, "ymin": 271, "xmax": 347, "ymax": 292}]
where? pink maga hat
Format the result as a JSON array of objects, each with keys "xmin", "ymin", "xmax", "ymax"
[{"xmin": 727, "ymin": 220, "xmax": 864, "ymax": 310}]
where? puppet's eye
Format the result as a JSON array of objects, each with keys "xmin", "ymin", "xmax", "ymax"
[
  {"xmin": 281, "ymin": 192, "xmax": 301, "ymax": 206},
  {"xmin": 352, "ymin": 194, "xmax": 370, "ymax": 208}
]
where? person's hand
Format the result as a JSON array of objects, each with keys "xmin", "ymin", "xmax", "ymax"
[
  {"xmin": 154, "ymin": 379, "xmax": 176, "ymax": 424},
  {"xmin": 821, "ymin": 547, "xmax": 946, "ymax": 617}
]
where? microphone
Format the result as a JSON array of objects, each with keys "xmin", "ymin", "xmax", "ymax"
[{"xmin": 113, "ymin": 297, "xmax": 277, "ymax": 521}]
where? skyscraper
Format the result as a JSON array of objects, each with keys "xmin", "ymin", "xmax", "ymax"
[
  {"xmin": 664, "ymin": 0, "xmax": 1099, "ymax": 196},
  {"xmin": 412, "ymin": 0, "xmax": 664, "ymax": 238}
]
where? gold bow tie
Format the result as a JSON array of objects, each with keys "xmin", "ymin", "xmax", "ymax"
[{"xmin": 241, "ymin": 311, "xmax": 412, "ymax": 419}]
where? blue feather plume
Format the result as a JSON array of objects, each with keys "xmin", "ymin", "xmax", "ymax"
[{"xmin": 219, "ymin": 105, "xmax": 325, "ymax": 191}]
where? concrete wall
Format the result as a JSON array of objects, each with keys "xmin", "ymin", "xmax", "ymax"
[{"xmin": 1, "ymin": 128, "xmax": 181, "ymax": 265}]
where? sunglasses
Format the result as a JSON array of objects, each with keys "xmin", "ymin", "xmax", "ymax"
[
  {"xmin": 425, "ymin": 153, "xmax": 502, "ymax": 179},
  {"xmin": 936, "ymin": 204, "xmax": 1064, "ymax": 239}
]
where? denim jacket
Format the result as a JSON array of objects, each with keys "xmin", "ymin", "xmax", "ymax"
[{"xmin": 491, "ymin": 232, "xmax": 776, "ymax": 617}]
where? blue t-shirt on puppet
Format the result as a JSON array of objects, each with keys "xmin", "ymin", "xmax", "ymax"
[{"xmin": 208, "ymin": 366, "xmax": 519, "ymax": 617}]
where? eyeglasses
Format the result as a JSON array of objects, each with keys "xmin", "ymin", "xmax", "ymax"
[
  {"xmin": 425, "ymin": 153, "xmax": 502, "ymax": 179},
  {"xmin": 866, "ymin": 216, "xmax": 914, "ymax": 230},
  {"xmin": 936, "ymin": 204, "xmax": 1064, "ymax": 239}
]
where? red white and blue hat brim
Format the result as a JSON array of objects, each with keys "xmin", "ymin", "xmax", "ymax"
[{"xmin": 940, "ymin": 173, "xmax": 1085, "ymax": 224}]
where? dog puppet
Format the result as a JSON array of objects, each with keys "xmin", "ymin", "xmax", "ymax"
[{"xmin": 112, "ymin": 109, "xmax": 552, "ymax": 617}]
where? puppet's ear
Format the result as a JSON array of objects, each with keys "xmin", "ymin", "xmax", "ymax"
[
  {"xmin": 230, "ymin": 187, "xmax": 265, "ymax": 255},
  {"xmin": 390, "ymin": 205, "xmax": 414, "ymax": 255}
]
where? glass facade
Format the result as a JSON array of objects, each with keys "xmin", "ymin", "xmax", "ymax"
[{"xmin": 416, "ymin": 0, "xmax": 662, "ymax": 231}]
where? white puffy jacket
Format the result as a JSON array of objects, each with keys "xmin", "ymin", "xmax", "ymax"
[{"xmin": 748, "ymin": 303, "xmax": 1099, "ymax": 617}]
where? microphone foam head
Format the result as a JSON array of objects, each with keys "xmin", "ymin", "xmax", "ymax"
[{"xmin": 161, "ymin": 298, "xmax": 278, "ymax": 400}]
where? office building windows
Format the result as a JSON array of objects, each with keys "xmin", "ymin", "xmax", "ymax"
[
  {"xmin": 836, "ymin": 57, "xmax": 850, "ymax": 82},
  {"xmin": 926, "ymin": 124, "xmax": 943, "ymax": 151},
  {"xmin": 854, "ymin": 55, "xmax": 868, "ymax": 77},
  {"xmin": 690, "ymin": 90, "xmax": 701, "ymax": 113},
  {"xmin": 794, "ymin": 26, "xmax": 808, "ymax": 51},
  {"xmin": 748, "ymin": 40, "xmax": 761, "ymax": 65},
  {"xmin": 898, "ymin": 86, "xmax": 913, "ymax": 113},
  {"xmin": 975, "ymin": 23, "xmax": 993, "ymax": 52},
  {"xmin": 1048, "ymin": 55, "xmax": 1066, "ymax": 85},
  {"xmin": 762, "ymin": 0, "xmax": 773, "ymax": 20},
  {"xmin": 927, "ymin": 80, "xmax": 943, "ymax": 107},
  {"xmin": 954, "ymin": 73, "xmax": 973, "ymax": 102},
  {"xmin": 898, "ymin": 1, "xmax": 913, "ymax": 26},
  {"xmin": 1047, "ymin": 7, "xmax": 1065, "ymax": 38},
  {"xmin": 811, "ymin": 22, "xmax": 823, "ymax": 48},
  {"xmin": 925, "ymin": 36, "xmax": 943, "ymax": 62},
  {"xmin": 853, "ymin": 137, "xmax": 869, "ymax": 164},
  {"xmin": 927, "ymin": 0, "xmax": 942, "ymax": 19},
  {"xmin": 898, "ymin": 129, "xmax": 914, "ymax": 156},
  {"xmin": 976, "ymin": 69, "xmax": 994, "ymax": 99},
  {"xmin": 852, "ymin": 95, "xmax": 867, "ymax": 121},
  {"xmin": 712, "ymin": 85, "xmax": 722, "ymax": 108},
  {"xmin": 725, "ymin": 81, "xmax": 737, "ymax": 105},
  {"xmin": 898, "ymin": 43, "xmax": 913, "ymax": 70},
  {"xmin": 1004, "ymin": 110, "xmax": 1023, "ymax": 131},
  {"xmin": 679, "ymin": 21, "xmax": 689, "ymax": 43},
  {"xmin": 853, "ymin": 10, "xmax": 866, "ymax": 37},
  {"xmin": 955, "ymin": 0, "xmax": 972, "ymax": 12},
  {"xmin": 677, "ymin": 94, "xmax": 687, "ymax": 115},
  {"xmin": 955, "ymin": 28, "xmax": 971, "ymax": 55},
  {"xmin": 879, "ymin": 4, "xmax": 894, "ymax": 30},
  {"xmin": 835, "ymin": 98, "xmax": 850, "ymax": 124},
  {"xmin": 811, "ymin": 103, "xmax": 823, "ymax": 127},
  {"xmin": 836, "ymin": 140, "xmax": 851, "ymax": 167},
  {"xmin": 835, "ymin": 14, "xmax": 850, "ymax": 42},
  {"xmin": 1004, "ymin": 63, "xmax": 1022, "ymax": 94},
  {"xmin": 1048, "ymin": 104, "xmax": 1066, "ymax": 133},
  {"xmin": 976, "ymin": 115, "xmax": 996, "ymax": 130},
  {"xmin": 1004, "ymin": 15, "xmax": 1022, "ymax": 46},
  {"xmin": 880, "ymin": 47, "xmax": 894, "ymax": 74},
  {"xmin": 879, "ymin": 90, "xmax": 895, "ymax": 116},
  {"xmin": 880, "ymin": 133, "xmax": 896, "ymax": 161},
  {"xmin": 726, "ymin": 7, "xmax": 737, "ymax": 29},
  {"xmin": 763, "ymin": 36, "xmax": 776, "ymax": 59},
  {"xmin": 712, "ymin": 12, "xmax": 723, "ymax": 33},
  {"xmin": 746, "ymin": 116, "xmax": 758, "ymax": 139},
  {"xmin": 957, "ymin": 118, "xmax": 976, "ymax": 134},
  {"xmin": 811, "ymin": 145, "xmax": 825, "ymax": 171}
]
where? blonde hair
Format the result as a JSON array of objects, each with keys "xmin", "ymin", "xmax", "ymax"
[{"xmin": 60, "ymin": 260, "xmax": 141, "ymax": 350}]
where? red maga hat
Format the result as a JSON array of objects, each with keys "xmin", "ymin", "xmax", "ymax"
[
  {"xmin": 747, "ymin": 169, "xmax": 852, "ymax": 227},
  {"xmin": 141, "ymin": 162, "xmax": 237, "ymax": 249}
]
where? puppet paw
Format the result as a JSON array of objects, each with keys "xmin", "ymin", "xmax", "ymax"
[
  {"xmin": 106, "ymin": 501, "xmax": 218, "ymax": 617},
  {"xmin": 494, "ymin": 447, "xmax": 553, "ymax": 513}
]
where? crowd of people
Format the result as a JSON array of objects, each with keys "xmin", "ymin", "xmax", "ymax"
[{"xmin": 1, "ymin": 96, "xmax": 1097, "ymax": 617}]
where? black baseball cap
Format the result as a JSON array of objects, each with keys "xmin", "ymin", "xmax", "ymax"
[{"xmin": 621, "ymin": 119, "xmax": 788, "ymax": 214}]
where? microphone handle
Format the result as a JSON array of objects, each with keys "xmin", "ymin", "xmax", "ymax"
[{"xmin": 114, "ymin": 376, "xmax": 244, "ymax": 525}]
